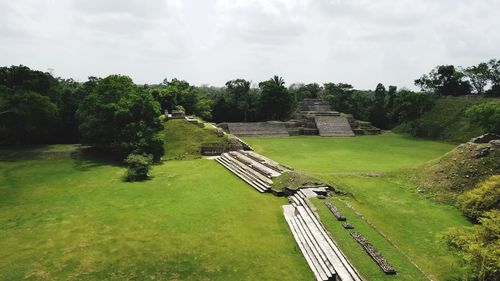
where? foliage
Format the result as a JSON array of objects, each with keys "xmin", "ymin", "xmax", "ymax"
[
  {"xmin": 258, "ymin": 75, "xmax": 294, "ymax": 121},
  {"xmin": 77, "ymin": 75, "xmax": 164, "ymax": 161},
  {"xmin": 0, "ymin": 66, "xmax": 61, "ymax": 144},
  {"xmin": 465, "ymin": 63, "xmax": 490, "ymax": 95},
  {"xmin": 289, "ymin": 83, "xmax": 322, "ymax": 101},
  {"xmin": 466, "ymin": 101, "xmax": 500, "ymax": 134},
  {"xmin": 0, "ymin": 89, "xmax": 58, "ymax": 143},
  {"xmin": 124, "ymin": 153, "xmax": 153, "ymax": 181},
  {"xmin": 392, "ymin": 90, "xmax": 434, "ymax": 124},
  {"xmin": 443, "ymin": 210, "xmax": 500, "ymax": 281},
  {"xmin": 458, "ymin": 176, "xmax": 500, "ymax": 221},
  {"xmin": 394, "ymin": 97, "xmax": 490, "ymax": 142},
  {"xmin": 321, "ymin": 82, "xmax": 354, "ymax": 113},
  {"xmin": 369, "ymin": 83, "xmax": 388, "ymax": 129},
  {"xmin": 415, "ymin": 65, "xmax": 472, "ymax": 96},
  {"xmin": 225, "ymin": 79, "xmax": 252, "ymax": 121},
  {"xmin": 149, "ymin": 78, "xmax": 212, "ymax": 118}
]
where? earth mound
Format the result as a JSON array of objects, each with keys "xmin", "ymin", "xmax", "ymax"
[{"xmin": 413, "ymin": 133, "xmax": 500, "ymax": 201}]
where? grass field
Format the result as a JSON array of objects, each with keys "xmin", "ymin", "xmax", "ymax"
[
  {"xmin": 245, "ymin": 133, "xmax": 472, "ymax": 281},
  {"xmin": 0, "ymin": 149, "xmax": 312, "ymax": 280}
]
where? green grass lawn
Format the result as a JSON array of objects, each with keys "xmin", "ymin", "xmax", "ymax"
[
  {"xmin": 0, "ymin": 151, "xmax": 312, "ymax": 280},
  {"xmin": 245, "ymin": 133, "xmax": 471, "ymax": 280}
]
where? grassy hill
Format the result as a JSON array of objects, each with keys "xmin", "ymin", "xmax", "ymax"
[
  {"xmin": 408, "ymin": 137, "xmax": 500, "ymax": 202},
  {"xmin": 162, "ymin": 119, "xmax": 228, "ymax": 160},
  {"xmin": 394, "ymin": 97, "xmax": 496, "ymax": 143}
]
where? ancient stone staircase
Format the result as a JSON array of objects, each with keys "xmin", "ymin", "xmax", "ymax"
[
  {"xmin": 284, "ymin": 190, "xmax": 362, "ymax": 281},
  {"xmin": 315, "ymin": 116, "xmax": 355, "ymax": 137},
  {"xmin": 215, "ymin": 150, "xmax": 290, "ymax": 192}
]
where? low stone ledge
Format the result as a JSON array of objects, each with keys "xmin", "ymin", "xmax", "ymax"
[
  {"xmin": 350, "ymin": 232, "xmax": 396, "ymax": 274},
  {"xmin": 324, "ymin": 201, "xmax": 346, "ymax": 221}
]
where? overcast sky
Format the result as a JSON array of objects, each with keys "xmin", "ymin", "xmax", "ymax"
[{"xmin": 1, "ymin": 0, "xmax": 499, "ymax": 89}]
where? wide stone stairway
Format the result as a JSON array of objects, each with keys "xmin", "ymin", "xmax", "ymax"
[
  {"xmin": 215, "ymin": 150, "xmax": 290, "ymax": 192},
  {"xmin": 315, "ymin": 116, "xmax": 355, "ymax": 137},
  {"xmin": 227, "ymin": 122, "xmax": 289, "ymax": 137},
  {"xmin": 284, "ymin": 190, "xmax": 362, "ymax": 281}
]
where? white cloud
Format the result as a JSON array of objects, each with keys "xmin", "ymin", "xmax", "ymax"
[{"xmin": 0, "ymin": 0, "xmax": 499, "ymax": 89}]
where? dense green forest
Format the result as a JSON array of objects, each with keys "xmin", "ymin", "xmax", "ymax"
[{"xmin": 1, "ymin": 60, "xmax": 499, "ymax": 150}]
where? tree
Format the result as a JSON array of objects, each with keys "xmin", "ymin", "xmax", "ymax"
[
  {"xmin": 0, "ymin": 89, "xmax": 58, "ymax": 144},
  {"xmin": 465, "ymin": 63, "xmax": 490, "ymax": 95},
  {"xmin": 466, "ymin": 101, "xmax": 500, "ymax": 134},
  {"xmin": 225, "ymin": 79, "xmax": 251, "ymax": 121},
  {"xmin": 392, "ymin": 90, "xmax": 434, "ymax": 124},
  {"xmin": 77, "ymin": 75, "xmax": 164, "ymax": 161},
  {"xmin": 258, "ymin": 76, "xmax": 293, "ymax": 121},
  {"xmin": 289, "ymin": 83, "xmax": 322, "ymax": 101},
  {"xmin": 386, "ymin": 85, "xmax": 397, "ymax": 126},
  {"xmin": 0, "ymin": 65, "xmax": 62, "ymax": 144},
  {"xmin": 322, "ymin": 83, "xmax": 354, "ymax": 113},
  {"xmin": 369, "ymin": 83, "xmax": 388, "ymax": 129},
  {"xmin": 487, "ymin": 59, "xmax": 500, "ymax": 97},
  {"xmin": 415, "ymin": 65, "xmax": 471, "ymax": 96}
]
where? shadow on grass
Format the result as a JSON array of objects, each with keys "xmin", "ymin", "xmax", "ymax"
[
  {"xmin": 0, "ymin": 144, "xmax": 81, "ymax": 161},
  {"xmin": 71, "ymin": 147, "xmax": 123, "ymax": 171}
]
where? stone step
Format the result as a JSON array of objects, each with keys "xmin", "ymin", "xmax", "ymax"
[
  {"xmin": 220, "ymin": 154, "xmax": 273, "ymax": 185},
  {"xmin": 292, "ymin": 194, "xmax": 362, "ymax": 281},
  {"xmin": 241, "ymin": 150, "xmax": 290, "ymax": 173},
  {"xmin": 229, "ymin": 151, "xmax": 281, "ymax": 177},
  {"xmin": 283, "ymin": 205, "xmax": 331, "ymax": 281},
  {"xmin": 215, "ymin": 157, "xmax": 268, "ymax": 192},
  {"xmin": 218, "ymin": 156, "xmax": 270, "ymax": 190},
  {"xmin": 315, "ymin": 116, "xmax": 355, "ymax": 137},
  {"xmin": 293, "ymin": 207, "xmax": 336, "ymax": 277},
  {"xmin": 215, "ymin": 157, "xmax": 267, "ymax": 192}
]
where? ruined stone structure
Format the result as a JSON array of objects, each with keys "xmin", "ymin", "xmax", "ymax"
[{"xmin": 218, "ymin": 98, "xmax": 380, "ymax": 137}]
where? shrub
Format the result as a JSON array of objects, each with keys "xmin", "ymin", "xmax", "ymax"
[
  {"xmin": 124, "ymin": 153, "xmax": 153, "ymax": 182},
  {"xmin": 458, "ymin": 175, "xmax": 500, "ymax": 221},
  {"xmin": 466, "ymin": 101, "xmax": 500, "ymax": 134},
  {"xmin": 443, "ymin": 210, "xmax": 500, "ymax": 281}
]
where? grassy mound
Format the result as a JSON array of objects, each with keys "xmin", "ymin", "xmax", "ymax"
[
  {"xmin": 162, "ymin": 119, "xmax": 228, "ymax": 160},
  {"xmin": 410, "ymin": 138, "xmax": 500, "ymax": 202},
  {"xmin": 394, "ymin": 97, "xmax": 495, "ymax": 143},
  {"xmin": 271, "ymin": 171, "xmax": 324, "ymax": 191}
]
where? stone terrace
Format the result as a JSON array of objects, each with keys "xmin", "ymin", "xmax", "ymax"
[{"xmin": 225, "ymin": 122, "xmax": 289, "ymax": 137}]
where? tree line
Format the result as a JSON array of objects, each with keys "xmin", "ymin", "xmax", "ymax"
[{"xmin": 1, "ymin": 59, "xmax": 498, "ymax": 152}]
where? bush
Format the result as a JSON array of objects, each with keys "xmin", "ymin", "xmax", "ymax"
[
  {"xmin": 458, "ymin": 175, "xmax": 500, "ymax": 221},
  {"xmin": 124, "ymin": 153, "xmax": 153, "ymax": 182},
  {"xmin": 466, "ymin": 101, "xmax": 500, "ymax": 134},
  {"xmin": 443, "ymin": 210, "xmax": 500, "ymax": 281}
]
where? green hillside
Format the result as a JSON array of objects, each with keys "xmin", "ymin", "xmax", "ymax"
[
  {"xmin": 394, "ymin": 97, "xmax": 496, "ymax": 143},
  {"xmin": 162, "ymin": 119, "xmax": 228, "ymax": 160}
]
